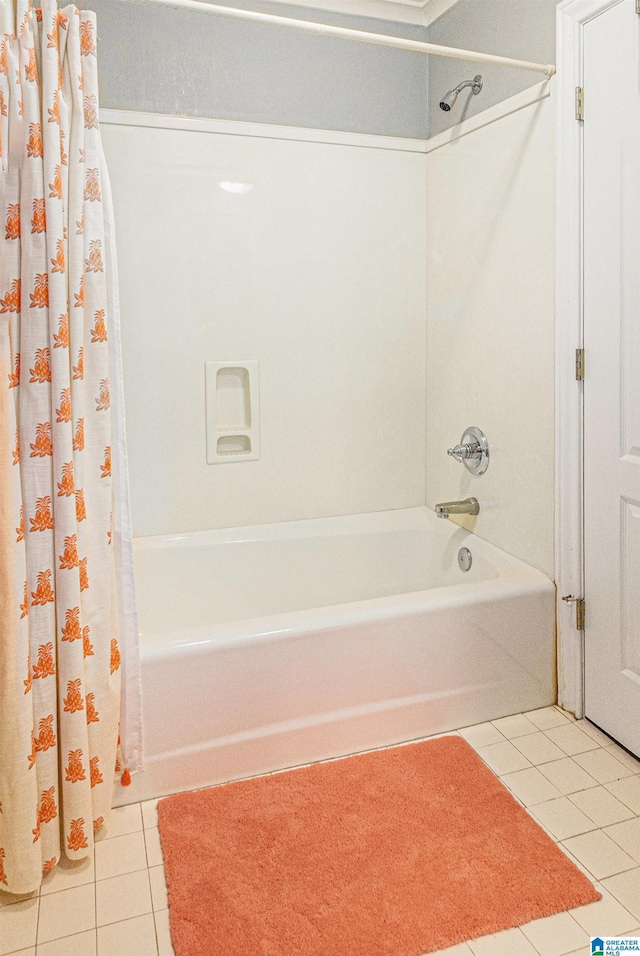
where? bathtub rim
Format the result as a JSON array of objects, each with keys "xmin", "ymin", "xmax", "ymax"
[
  {"xmin": 140, "ymin": 572, "xmax": 554, "ymax": 657},
  {"xmin": 134, "ymin": 506, "xmax": 554, "ymax": 655}
]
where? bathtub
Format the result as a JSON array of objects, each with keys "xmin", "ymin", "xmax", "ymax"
[{"xmin": 118, "ymin": 507, "xmax": 556, "ymax": 804}]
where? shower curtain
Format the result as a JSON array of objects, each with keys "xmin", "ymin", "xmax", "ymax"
[{"xmin": 0, "ymin": 0, "xmax": 141, "ymax": 895}]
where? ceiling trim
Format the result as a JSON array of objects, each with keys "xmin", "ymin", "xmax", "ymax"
[{"xmin": 255, "ymin": 0, "xmax": 460, "ymax": 28}]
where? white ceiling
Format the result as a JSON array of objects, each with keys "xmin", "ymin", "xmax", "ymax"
[{"xmin": 267, "ymin": 0, "xmax": 460, "ymax": 27}]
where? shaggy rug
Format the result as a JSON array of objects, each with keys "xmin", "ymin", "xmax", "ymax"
[{"xmin": 157, "ymin": 735, "xmax": 600, "ymax": 956}]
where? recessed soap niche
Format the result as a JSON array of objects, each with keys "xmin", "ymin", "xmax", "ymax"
[{"xmin": 205, "ymin": 361, "xmax": 260, "ymax": 464}]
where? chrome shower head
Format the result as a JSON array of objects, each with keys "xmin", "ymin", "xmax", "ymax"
[
  {"xmin": 438, "ymin": 89, "xmax": 458, "ymax": 112},
  {"xmin": 439, "ymin": 74, "xmax": 483, "ymax": 112}
]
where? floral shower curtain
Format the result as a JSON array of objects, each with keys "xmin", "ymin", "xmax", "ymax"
[{"xmin": 0, "ymin": 0, "xmax": 141, "ymax": 894}]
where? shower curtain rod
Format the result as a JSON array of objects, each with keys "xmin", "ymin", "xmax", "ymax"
[{"xmin": 132, "ymin": 0, "xmax": 557, "ymax": 76}]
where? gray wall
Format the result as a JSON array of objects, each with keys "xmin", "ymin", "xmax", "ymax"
[
  {"xmin": 90, "ymin": 0, "xmax": 559, "ymax": 143},
  {"xmin": 427, "ymin": 0, "xmax": 558, "ymax": 137},
  {"xmin": 90, "ymin": 0, "xmax": 430, "ymax": 138}
]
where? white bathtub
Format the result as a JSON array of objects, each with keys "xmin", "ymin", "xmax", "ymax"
[{"xmin": 119, "ymin": 507, "xmax": 556, "ymax": 804}]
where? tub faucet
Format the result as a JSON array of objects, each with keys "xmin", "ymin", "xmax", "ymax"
[{"xmin": 434, "ymin": 497, "xmax": 480, "ymax": 519}]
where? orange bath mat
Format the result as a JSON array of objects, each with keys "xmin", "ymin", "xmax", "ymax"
[{"xmin": 157, "ymin": 736, "xmax": 600, "ymax": 956}]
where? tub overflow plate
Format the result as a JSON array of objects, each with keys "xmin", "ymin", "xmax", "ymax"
[{"xmin": 457, "ymin": 547, "xmax": 472, "ymax": 572}]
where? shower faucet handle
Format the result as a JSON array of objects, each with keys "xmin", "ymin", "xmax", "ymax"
[
  {"xmin": 447, "ymin": 443, "xmax": 479, "ymax": 462},
  {"xmin": 446, "ymin": 427, "xmax": 489, "ymax": 476}
]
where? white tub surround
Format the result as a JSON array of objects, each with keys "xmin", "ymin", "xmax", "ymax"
[
  {"xmin": 425, "ymin": 82, "xmax": 555, "ymax": 578},
  {"xmin": 117, "ymin": 507, "xmax": 555, "ymax": 804},
  {"xmin": 101, "ymin": 114, "xmax": 427, "ymax": 538}
]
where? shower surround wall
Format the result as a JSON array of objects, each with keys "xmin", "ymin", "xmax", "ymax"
[
  {"xmin": 101, "ymin": 117, "xmax": 427, "ymax": 536},
  {"xmin": 425, "ymin": 83, "xmax": 555, "ymax": 577}
]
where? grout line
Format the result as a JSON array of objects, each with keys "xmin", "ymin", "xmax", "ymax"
[
  {"xmin": 149, "ymin": 873, "xmax": 161, "ymax": 953},
  {"xmin": 34, "ymin": 880, "xmax": 41, "ymax": 953},
  {"xmin": 143, "ymin": 820, "xmax": 161, "ymax": 956},
  {"xmin": 94, "ymin": 849, "xmax": 98, "ymax": 954}
]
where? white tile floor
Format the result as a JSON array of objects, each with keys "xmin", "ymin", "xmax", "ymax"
[{"xmin": 1, "ymin": 706, "xmax": 640, "ymax": 956}]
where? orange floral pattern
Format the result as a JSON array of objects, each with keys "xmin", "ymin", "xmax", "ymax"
[
  {"xmin": 59, "ymin": 534, "xmax": 79, "ymax": 570},
  {"xmin": 73, "ymin": 418, "xmax": 85, "ymax": 451},
  {"xmin": 23, "ymin": 655, "xmax": 32, "ymax": 695},
  {"xmin": 30, "ymin": 496, "xmax": 54, "ymax": 532},
  {"xmin": 83, "ymin": 94, "xmax": 98, "ymax": 129},
  {"xmin": 24, "ymin": 46, "xmax": 37, "ymax": 82},
  {"xmin": 63, "ymin": 680, "xmax": 84, "ymax": 714},
  {"xmin": 74, "ymin": 274, "xmax": 84, "ymax": 308},
  {"xmin": 89, "ymin": 756, "xmax": 103, "ymax": 788},
  {"xmin": 79, "ymin": 557, "xmax": 89, "ymax": 592},
  {"xmin": 0, "ymin": 38, "xmax": 9, "ymax": 76},
  {"xmin": 28, "ymin": 734, "xmax": 37, "ymax": 770},
  {"xmin": 79, "ymin": 19, "xmax": 96, "ymax": 56},
  {"xmin": 83, "ymin": 629, "xmax": 94, "ymax": 659},
  {"xmin": 0, "ymin": 278, "xmax": 21, "ymax": 313},
  {"xmin": 67, "ymin": 819, "xmax": 88, "ymax": 852},
  {"xmin": 57, "ymin": 461, "xmax": 75, "ymax": 497},
  {"xmin": 110, "ymin": 639, "xmax": 121, "ymax": 675},
  {"xmin": 34, "ymin": 716, "xmax": 56, "ymax": 753},
  {"xmin": 95, "ymin": 378, "xmax": 110, "ymax": 411},
  {"xmin": 31, "ymin": 572, "xmax": 55, "ymax": 607},
  {"xmin": 15, "ymin": 506, "xmax": 24, "ymax": 542},
  {"xmin": 75, "ymin": 489, "xmax": 87, "ymax": 523},
  {"xmin": 8, "ymin": 352, "xmax": 20, "ymax": 387},
  {"xmin": 85, "ymin": 239, "xmax": 103, "ymax": 272},
  {"xmin": 48, "ymin": 88, "xmax": 61, "ymax": 124},
  {"xmin": 20, "ymin": 582, "xmax": 29, "ymax": 619},
  {"xmin": 29, "ymin": 273, "xmax": 49, "ymax": 309},
  {"xmin": 100, "ymin": 446, "xmax": 111, "ymax": 478},
  {"xmin": 31, "ymin": 197, "xmax": 46, "ymax": 233},
  {"xmin": 32, "ymin": 644, "xmax": 55, "ymax": 679},
  {"xmin": 73, "ymin": 346, "xmax": 84, "ymax": 379},
  {"xmin": 90, "ymin": 309, "xmax": 107, "ymax": 342},
  {"xmin": 38, "ymin": 787, "xmax": 57, "ymax": 825},
  {"xmin": 53, "ymin": 311, "xmax": 69, "ymax": 348},
  {"xmin": 5, "ymin": 203, "xmax": 20, "ymax": 239},
  {"xmin": 49, "ymin": 165, "xmax": 62, "ymax": 200},
  {"xmin": 30, "ymin": 422, "xmax": 53, "ymax": 458},
  {"xmin": 29, "ymin": 348, "xmax": 51, "ymax": 383},
  {"xmin": 61, "ymin": 607, "xmax": 82, "ymax": 642},
  {"xmin": 55, "ymin": 387, "xmax": 72, "ymax": 423},
  {"xmin": 84, "ymin": 167, "xmax": 101, "ymax": 202},
  {"xmin": 65, "ymin": 750, "xmax": 86, "ymax": 784},
  {"xmin": 85, "ymin": 692, "xmax": 98, "ymax": 722},
  {"xmin": 50, "ymin": 237, "xmax": 65, "ymax": 273},
  {"xmin": 26, "ymin": 122, "xmax": 43, "ymax": 157}
]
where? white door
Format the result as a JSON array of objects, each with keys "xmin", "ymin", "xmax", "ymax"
[{"xmin": 583, "ymin": 0, "xmax": 640, "ymax": 757}]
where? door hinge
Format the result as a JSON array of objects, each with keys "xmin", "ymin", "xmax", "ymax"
[
  {"xmin": 575, "ymin": 347, "xmax": 585, "ymax": 381},
  {"xmin": 575, "ymin": 86, "xmax": 585, "ymax": 121},
  {"xmin": 562, "ymin": 595, "xmax": 585, "ymax": 630},
  {"xmin": 636, "ymin": 0, "xmax": 640, "ymax": 15}
]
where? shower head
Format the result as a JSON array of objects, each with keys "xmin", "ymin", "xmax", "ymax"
[{"xmin": 439, "ymin": 74, "xmax": 483, "ymax": 112}]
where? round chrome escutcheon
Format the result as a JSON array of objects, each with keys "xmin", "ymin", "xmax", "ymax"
[{"xmin": 458, "ymin": 547, "xmax": 472, "ymax": 572}]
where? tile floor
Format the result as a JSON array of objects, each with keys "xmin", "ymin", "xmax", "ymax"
[{"xmin": 1, "ymin": 706, "xmax": 640, "ymax": 956}]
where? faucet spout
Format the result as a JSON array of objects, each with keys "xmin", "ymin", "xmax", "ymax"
[{"xmin": 434, "ymin": 497, "xmax": 480, "ymax": 519}]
